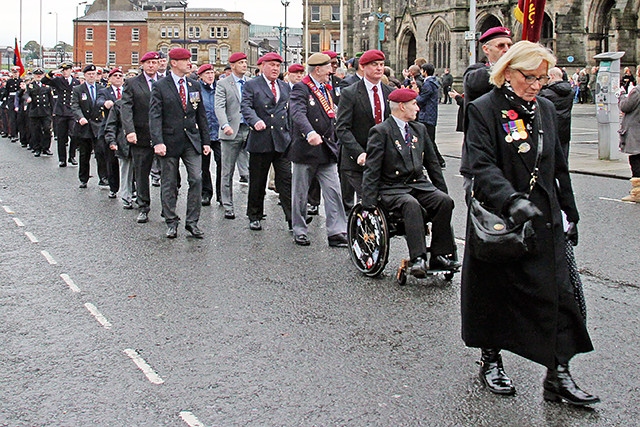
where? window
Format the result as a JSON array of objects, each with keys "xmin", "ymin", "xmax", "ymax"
[
  {"xmin": 85, "ymin": 28, "xmax": 93, "ymax": 41},
  {"xmin": 85, "ymin": 51, "xmax": 93, "ymax": 64},
  {"xmin": 362, "ymin": 0, "xmax": 371, "ymax": 8},
  {"xmin": 108, "ymin": 51, "xmax": 116, "ymax": 65},
  {"xmin": 331, "ymin": 5, "xmax": 340, "ymax": 21},
  {"xmin": 131, "ymin": 51, "xmax": 139, "ymax": 65},
  {"xmin": 428, "ymin": 21, "xmax": 450, "ymax": 70},
  {"xmin": 361, "ymin": 39, "xmax": 369, "ymax": 51},
  {"xmin": 131, "ymin": 28, "xmax": 140, "ymax": 41},
  {"xmin": 109, "ymin": 28, "xmax": 116, "ymax": 41},
  {"xmin": 174, "ymin": 27, "xmax": 180, "ymax": 38},
  {"xmin": 161, "ymin": 27, "xmax": 167, "ymax": 38},
  {"xmin": 188, "ymin": 26, "xmax": 201, "ymax": 39},
  {"xmin": 331, "ymin": 34, "xmax": 341, "ymax": 53},
  {"xmin": 159, "ymin": 46, "xmax": 169, "ymax": 56},
  {"xmin": 311, "ymin": 6, "xmax": 320, "ymax": 22},
  {"xmin": 190, "ymin": 47, "xmax": 198, "ymax": 62},
  {"xmin": 208, "ymin": 46, "xmax": 217, "ymax": 63},
  {"xmin": 219, "ymin": 46, "xmax": 229, "ymax": 63},
  {"xmin": 310, "ymin": 33, "xmax": 320, "ymax": 53},
  {"xmin": 213, "ymin": 27, "xmax": 229, "ymax": 39}
]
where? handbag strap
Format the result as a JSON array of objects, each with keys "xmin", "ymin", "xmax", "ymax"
[{"xmin": 528, "ymin": 104, "xmax": 544, "ymax": 193}]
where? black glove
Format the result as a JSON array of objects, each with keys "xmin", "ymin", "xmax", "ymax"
[
  {"xmin": 508, "ymin": 197, "xmax": 542, "ymax": 225},
  {"xmin": 566, "ymin": 222, "xmax": 578, "ymax": 246}
]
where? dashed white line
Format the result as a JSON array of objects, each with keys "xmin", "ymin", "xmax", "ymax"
[
  {"xmin": 84, "ymin": 303, "xmax": 113, "ymax": 329},
  {"xmin": 179, "ymin": 411, "xmax": 206, "ymax": 427},
  {"xmin": 13, "ymin": 217, "xmax": 24, "ymax": 227},
  {"xmin": 3, "ymin": 205, "xmax": 14, "ymax": 214},
  {"xmin": 123, "ymin": 349, "xmax": 165, "ymax": 385},
  {"xmin": 455, "ymin": 237, "xmax": 466, "ymax": 245},
  {"xmin": 25, "ymin": 232, "xmax": 39, "ymax": 243},
  {"xmin": 599, "ymin": 196, "xmax": 637, "ymax": 204},
  {"xmin": 60, "ymin": 274, "xmax": 81, "ymax": 292},
  {"xmin": 40, "ymin": 250, "xmax": 58, "ymax": 264}
]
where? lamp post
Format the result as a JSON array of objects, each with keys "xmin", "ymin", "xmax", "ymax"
[
  {"xmin": 179, "ymin": 1, "xmax": 188, "ymax": 48},
  {"xmin": 368, "ymin": 7, "xmax": 391, "ymax": 51},
  {"xmin": 273, "ymin": 24, "xmax": 284, "ymax": 58},
  {"xmin": 75, "ymin": 1, "xmax": 88, "ymax": 67},
  {"xmin": 6, "ymin": 47, "xmax": 13, "ymax": 71},
  {"xmin": 281, "ymin": 0, "xmax": 289, "ymax": 68},
  {"xmin": 48, "ymin": 12, "xmax": 58, "ymax": 49}
]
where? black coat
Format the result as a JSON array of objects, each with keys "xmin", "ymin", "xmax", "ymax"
[
  {"xmin": 120, "ymin": 73, "xmax": 155, "ymax": 147},
  {"xmin": 104, "ymin": 100, "xmax": 129, "ymax": 159},
  {"xmin": 41, "ymin": 73, "xmax": 80, "ymax": 117},
  {"xmin": 461, "ymin": 88, "xmax": 593, "ymax": 369},
  {"xmin": 148, "ymin": 75, "xmax": 209, "ymax": 158},
  {"xmin": 539, "ymin": 81, "xmax": 575, "ymax": 156},
  {"xmin": 26, "ymin": 81, "xmax": 53, "ymax": 117},
  {"xmin": 96, "ymin": 85, "xmax": 122, "ymax": 139},
  {"xmin": 71, "ymin": 82, "xmax": 104, "ymax": 139}
]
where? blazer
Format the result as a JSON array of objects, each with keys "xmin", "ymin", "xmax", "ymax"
[
  {"xmin": 26, "ymin": 81, "xmax": 53, "ymax": 118},
  {"xmin": 240, "ymin": 76, "xmax": 291, "ymax": 153},
  {"xmin": 71, "ymin": 82, "xmax": 104, "ymax": 139},
  {"xmin": 148, "ymin": 75, "xmax": 209, "ymax": 158},
  {"xmin": 96, "ymin": 85, "xmax": 122, "ymax": 139},
  {"xmin": 104, "ymin": 100, "xmax": 130, "ymax": 159},
  {"xmin": 41, "ymin": 72, "xmax": 81, "ymax": 117},
  {"xmin": 335, "ymin": 78, "xmax": 393, "ymax": 171},
  {"xmin": 362, "ymin": 117, "xmax": 446, "ymax": 208},
  {"xmin": 120, "ymin": 73, "xmax": 155, "ymax": 147},
  {"xmin": 288, "ymin": 79, "xmax": 338, "ymax": 164},
  {"xmin": 214, "ymin": 74, "xmax": 245, "ymax": 141}
]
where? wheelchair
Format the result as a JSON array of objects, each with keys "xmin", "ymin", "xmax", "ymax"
[{"xmin": 347, "ymin": 202, "xmax": 458, "ymax": 285}]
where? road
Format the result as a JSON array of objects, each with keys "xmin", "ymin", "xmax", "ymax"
[{"xmin": 1, "ymin": 105, "xmax": 639, "ymax": 426}]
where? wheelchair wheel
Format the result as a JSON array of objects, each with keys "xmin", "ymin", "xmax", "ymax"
[
  {"xmin": 396, "ymin": 266, "xmax": 407, "ymax": 286},
  {"xmin": 347, "ymin": 204, "xmax": 390, "ymax": 277},
  {"xmin": 444, "ymin": 271, "xmax": 455, "ymax": 281}
]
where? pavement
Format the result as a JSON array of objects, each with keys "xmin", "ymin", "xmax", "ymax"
[{"xmin": 435, "ymin": 103, "xmax": 632, "ymax": 180}]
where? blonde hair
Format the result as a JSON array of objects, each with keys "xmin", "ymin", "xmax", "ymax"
[{"xmin": 489, "ymin": 40, "xmax": 556, "ymax": 87}]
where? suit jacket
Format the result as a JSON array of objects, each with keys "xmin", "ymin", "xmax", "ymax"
[
  {"xmin": 240, "ymin": 76, "xmax": 291, "ymax": 153},
  {"xmin": 288, "ymin": 79, "xmax": 338, "ymax": 164},
  {"xmin": 96, "ymin": 85, "xmax": 122, "ymax": 138},
  {"xmin": 148, "ymin": 75, "xmax": 209, "ymax": 157},
  {"xmin": 362, "ymin": 117, "xmax": 447, "ymax": 208},
  {"xmin": 41, "ymin": 73, "xmax": 81, "ymax": 117},
  {"xmin": 120, "ymin": 73, "xmax": 155, "ymax": 147},
  {"xmin": 71, "ymin": 82, "xmax": 104, "ymax": 139},
  {"xmin": 104, "ymin": 100, "xmax": 129, "ymax": 159},
  {"xmin": 335, "ymin": 78, "xmax": 393, "ymax": 171},
  {"xmin": 214, "ymin": 74, "xmax": 244, "ymax": 141},
  {"xmin": 26, "ymin": 81, "xmax": 53, "ymax": 117}
]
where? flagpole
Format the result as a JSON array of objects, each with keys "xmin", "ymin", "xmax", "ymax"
[{"xmin": 19, "ymin": 0, "xmax": 23, "ymax": 54}]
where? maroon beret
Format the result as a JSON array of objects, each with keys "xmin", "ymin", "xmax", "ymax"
[
  {"xmin": 478, "ymin": 26, "xmax": 512, "ymax": 44},
  {"xmin": 228, "ymin": 52, "xmax": 247, "ymax": 64},
  {"xmin": 359, "ymin": 49, "xmax": 385, "ymax": 66},
  {"xmin": 197, "ymin": 63, "xmax": 214, "ymax": 75},
  {"xmin": 322, "ymin": 50, "xmax": 338, "ymax": 59},
  {"xmin": 169, "ymin": 48, "xmax": 191, "ymax": 60},
  {"xmin": 140, "ymin": 51, "xmax": 160, "ymax": 62},
  {"xmin": 288, "ymin": 63, "xmax": 305, "ymax": 73},
  {"xmin": 108, "ymin": 68, "xmax": 123, "ymax": 77},
  {"xmin": 388, "ymin": 88, "xmax": 417, "ymax": 103},
  {"xmin": 257, "ymin": 52, "xmax": 283, "ymax": 65}
]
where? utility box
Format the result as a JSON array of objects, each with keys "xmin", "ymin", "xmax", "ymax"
[{"xmin": 594, "ymin": 51, "xmax": 625, "ymax": 160}]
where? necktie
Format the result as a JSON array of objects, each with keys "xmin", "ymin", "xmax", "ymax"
[
  {"xmin": 238, "ymin": 79, "xmax": 244, "ymax": 97},
  {"xmin": 270, "ymin": 80, "xmax": 278, "ymax": 101},
  {"xmin": 89, "ymin": 85, "xmax": 95, "ymax": 102},
  {"xmin": 319, "ymin": 83, "xmax": 328, "ymax": 100},
  {"xmin": 372, "ymin": 85, "xmax": 382, "ymax": 124},
  {"xmin": 116, "ymin": 87, "xmax": 121, "ymax": 100},
  {"xmin": 178, "ymin": 78, "xmax": 187, "ymax": 110},
  {"xmin": 149, "ymin": 78, "xmax": 155, "ymax": 91},
  {"xmin": 404, "ymin": 124, "xmax": 412, "ymax": 146}
]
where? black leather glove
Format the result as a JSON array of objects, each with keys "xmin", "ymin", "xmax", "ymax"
[
  {"xmin": 508, "ymin": 197, "xmax": 542, "ymax": 225},
  {"xmin": 566, "ymin": 222, "xmax": 578, "ymax": 246}
]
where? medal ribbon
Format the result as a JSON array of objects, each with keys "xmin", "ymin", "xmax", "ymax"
[{"xmin": 303, "ymin": 75, "xmax": 335, "ymax": 118}]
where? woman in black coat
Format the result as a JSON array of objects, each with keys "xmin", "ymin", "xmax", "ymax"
[{"xmin": 462, "ymin": 41, "xmax": 599, "ymax": 406}]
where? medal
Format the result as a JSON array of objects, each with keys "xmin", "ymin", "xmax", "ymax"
[
  {"xmin": 515, "ymin": 119, "xmax": 528, "ymax": 140},
  {"xmin": 505, "ymin": 134, "xmax": 513, "ymax": 143},
  {"xmin": 512, "ymin": 132, "xmax": 521, "ymax": 141},
  {"xmin": 518, "ymin": 142, "xmax": 531, "ymax": 153},
  {"xmin": 519, "ymin": 130, "xmax": 528, "ymax": 139},
  {"xmin": 309, "ymin": 95, "xmax": 315, "ymax": 106}
]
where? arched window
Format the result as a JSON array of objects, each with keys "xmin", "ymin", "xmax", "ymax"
[
  {"xmin": 428, "ymin": 21, "xmax": 450, "ymax": 69},
  {"xmin": 541, "ymin": 13, "xmax": 555, "ymax": 52}
]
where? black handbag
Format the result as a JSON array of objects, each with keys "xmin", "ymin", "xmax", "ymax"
[{"xmin": 467, "ymin": 110, "xmax": 543, "ymax": 263}]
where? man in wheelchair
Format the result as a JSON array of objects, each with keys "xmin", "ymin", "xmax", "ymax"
[{"xmin": 361, "ymin": 88, "xmax": 460, "ymax": 277}]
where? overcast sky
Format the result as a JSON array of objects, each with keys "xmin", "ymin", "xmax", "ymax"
[{"xmin": 1, "ymin": 0, "xmax": 304, "ymax": 50}]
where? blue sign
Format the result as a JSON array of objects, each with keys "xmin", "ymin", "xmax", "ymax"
[{"xmin": 567, "ymin": 56, "xmax": 574, "ymax": 63}]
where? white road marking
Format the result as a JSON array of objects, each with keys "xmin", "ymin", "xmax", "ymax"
[
  {"xmin": 13, "ymin": 217, "xmax": 24, "ymax": 227},
  {"xmin": 123, "ymin": 349, "xmax": 165, "ymax": 385},
  {"xmin": 179, "ymin": 411, "xmax": 206, "ymax": 427},
  {"xmin": 25, "ymin": 232, "xmax": 39, "ymax": 243},
  {"xmin": 60, "ymin": 274, "xmax": 81, "ymax": 292},
  {"xmin": 454, "ymin": 174, "xmax": 463, "ymax": 178},
  {"xmin": 455, "ymin": 237, "xmax": 466, "ymax": 245},
  {"xmin": 599, "ymin": 196, "xmax": 637, "ymax": 204},
  {"xmin": 3, "ymin": 205, "xmax": 14, "ymax": 214},
  {"xmin": 84, "ymin": 303, "xmax": 113, "ymax": 329},
  {"xmin": 41, "ymin": 250, "xmax": 57, "ymax": 264}
]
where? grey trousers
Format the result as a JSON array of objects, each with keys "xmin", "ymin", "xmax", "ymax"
[
  {"xmin": 118, "ymin": 156, "xmax": 135, "ymax": 205},
  {"xmin": 220, "ymin": 125, "xmax": 249, "ymax": 210},
  {"xmin": 291, "ymin": 162, "xmax": 347, "ymax": 238},
  {"xmin": 159, "ymin": 145, "xmax": 202, "ymax": 226}
]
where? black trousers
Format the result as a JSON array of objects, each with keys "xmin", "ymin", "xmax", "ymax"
[
  {"xmin": 202, "ymin": 140, "xmax": 221, "ymax": 201},
  {"xmin": 29, "ymin": 115, "xmax": 52, "ymax": 151},
  {"xmin": 76, "ymin": 137, "xmax": 95, "ymax": 184},
  {"xmin": 247, "ymin": 151, "xmax": 292, "ymax": 222},
  {"xmin": 55, "ymin": 116, "xmax": 77, "ymax": 162},
  {"xmin": 17, "ymin": 111, "xmax": 31, "ymax": 146},
  {"xmin": 307, "ymin": 177, "xmax": 321, "ymax": 206},
  {"xmin": 7, "ymin": 101, "xmax": 17, "ymax": 137},
  {"xmin": 94, "ymin": 136, "xmax": 109, "ymax": 181},
  {"xmin": 130, "ymin": 145, "xmax": 154, "ymax": 213},
  {"xmin": 98, "ymin": 137, "xmax": 120, "ymax": 192}
]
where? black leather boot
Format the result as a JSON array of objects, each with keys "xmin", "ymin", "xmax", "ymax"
[
  {"xmin": 543, "ymin": 364, "xmax": 600, "ymax": 406},
  {"xmin": 478, "ymin": 348, "xmax": 516, "ymax": 395}
]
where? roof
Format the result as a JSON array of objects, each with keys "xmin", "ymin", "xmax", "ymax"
[{"xmin": 77, "ymin": 11, "xmax": 148, "ymax": 22}]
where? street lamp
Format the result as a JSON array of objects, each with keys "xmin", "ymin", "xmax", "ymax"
[
  {"xmin": 48, "ymin": 12, "xmax": 58, "ymax": 49},
  {"xmin": 281, "ymin": 0, "xmax": 289, "ymax": 68},
  {"xmin": 6, "ymin": 47, "xmax": 14, "ymax": 71},
  {"xmin": 75, "ymin": 1, "xmax": 88, "ymax": 67},
  {"xmin": 179, "ymin": 1, "xmax": 188, "ymax": 48},
  {"xmin": 368, "ymin": 7, "xmax": 391, "ymax": 51}
]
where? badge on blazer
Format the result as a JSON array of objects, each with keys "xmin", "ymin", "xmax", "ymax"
[
  {"xmin": 308, "ymin": 95, "xmax": 315, "ymax": 106},
  {"xmin": 81, "ymin": 92, "xmax": 88, "ymax": 101},
  {"xmin": 394, "ymin": 140, "xmax": 402, "ymax": 151},
  {"xmin": 189, "ymin": 91, "xmax": 201, "ymax": 109},
  {"xmin": 518, "ymin": 142, "xmax": 531, "ymax": 153}
]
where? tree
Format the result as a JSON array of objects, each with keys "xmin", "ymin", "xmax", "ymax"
[{"xmin": 23, "ymin": 40, "xmax": 41, "ymax": 60}]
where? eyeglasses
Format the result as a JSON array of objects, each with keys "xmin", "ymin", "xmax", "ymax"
[{"xmin": 517, "ymin": 69, "xmax": 549, "ymax": 85}]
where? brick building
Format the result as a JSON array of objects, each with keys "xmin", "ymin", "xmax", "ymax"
[{"xmin": 305, "ymin": 0, "xmax": 343, "ymax": 55}]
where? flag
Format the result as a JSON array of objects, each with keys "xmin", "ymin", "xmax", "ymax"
[
  {"xmin": 514, "ymin": 0, "xmax": 547, "ymax": 43},
  {"xmin": 13, "ymin": 38, "xmax": 25, "ymax": 77}
]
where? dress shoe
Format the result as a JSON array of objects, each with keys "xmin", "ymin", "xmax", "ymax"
[
  {"xmin": 429, "ymin": 254, "xmax": 461, "ymax": 271},
  {"xmin": 409, "ymin": 256, "xmax": 428, "ymax": 278},
  {"xmin": 185, "ymin": 224, "xmax": 204, "ymax": 238},
  {"xmin": 440, "ymin": 161, "xmax": 447, "ymax": 169},
  {"xmin": 239, "ymin": 175, "xmax": 249, "ymax": 185},
  {"xmin": 11, "ymin": 137, "xmax": 18, "ymax": 142},
  {"xmin": 21, "ymin": 143, "xmax": 28, "ymax": 148},
  {"xmin": 543, "ymin": 364, "xmax": 600, "ymax": 406},
  {"xmin": 68, "ymin": 157, "xmax": 78, "ymax": 166},
  {"xmin": 224, "ymin": 210, "xmax": 235, "ymax": 219},
  {"xmin": 78, "ymin": 181, "xmax": 87, "ymax": 188},
  {"xmin": 328, "ymin": 233, "xmax": 348, "ymax": 248},
  {"xmin": 136, "ymin": 211, "xmax": 149, "ymax": 223},
  {"xmin": 33, "ymin": 150, "xmax": 41, "ymax": 157},
  {"xmin": 99, "ymin": 178, "xmax": 109, "ymax": 187},
  {"xmin": 249, "ymin": 220, "xmax": 262, "ymax": 231},
  {"xmin": 42, "ymin": 149, "xmax": 53, "ymax": 156},
  {"xmin": 108, "ymin": 191, "xmax": 117, "ymax": 199},
  {"xmin": 479, "ymin": 348, "xmax": 516, "ymax": 395},
  {"xmin": 151, "ymin": 177, "xmax": 161, "ymax": 187},
  {"xmin": 122, "ymin": 200, "xmax": 134, "ymax": 209},
  {"xmin": 201, "ymin": 195, "xmax": 211, "ymax": 206},
  {"xmin": 166, "ymin": 223, "xmax": 178, "ymax": 238},
  {"xmin": 59, "ymin": 161, "xmax": 67, "ymax": 167},
  {"xmin": 307, "ymin": 204, "xmax": 319, "ymax": 215},
  {"xmin": 294, "ymin": 234, "xmax": 310, "ymax": 246}
]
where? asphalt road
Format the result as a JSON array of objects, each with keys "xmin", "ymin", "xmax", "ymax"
[{"xmin": 0, "ymin": 111, "xmax": 639, "ymax": 426}]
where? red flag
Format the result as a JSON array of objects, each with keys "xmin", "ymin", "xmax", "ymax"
[
  {"xmin": 515, "ymin": 0, "xmax": 547, "ymax": 43},
  {"xmin": 13, "ymin": 38, "xmax": 25, "ymax": 77}
]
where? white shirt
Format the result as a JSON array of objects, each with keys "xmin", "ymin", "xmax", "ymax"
[
  {"xmin": 363, "ymin": 77, "xmax": 385, "ymax": 119},
  {"xmin": 263, "ymin": 74, "xmax": 280, "ymax": 102},
  {"xmin": 170, "ymin": 72, "xmax": 188, "ymax": 96}
]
